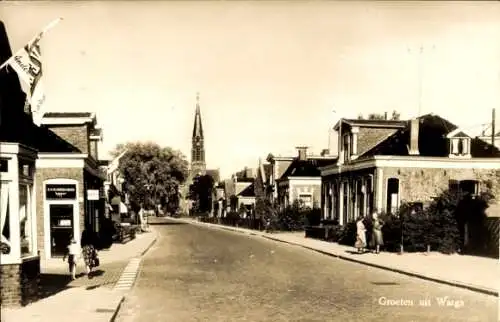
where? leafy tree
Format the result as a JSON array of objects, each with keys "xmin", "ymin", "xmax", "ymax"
[
  {"xmin": 189, "ymin": 174, "xmax": 215, "ymax": 214},
  {"xmin": 112, "ymin": 141, "xmax": 189, "ymax": 212}
]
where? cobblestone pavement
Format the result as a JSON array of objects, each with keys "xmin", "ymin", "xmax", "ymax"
[
  {"xmin": 39, "ymin": 259, "xmax": 129, "ymax": 297},
  {"xmin": 115, "ymin": 219, "xmax": 498, "ymax": 322}
]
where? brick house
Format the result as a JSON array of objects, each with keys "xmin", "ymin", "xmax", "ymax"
[
  {"xmin": 319, "ymin": 114, "xmax": 500, "ymax": 230},
  {"xmin": 36, "ymin": 112, "xmax": 106, "ymax": 259},
  {"xmin": 271, "ymin": 147, "xmax": 337, "ymax": 211}
]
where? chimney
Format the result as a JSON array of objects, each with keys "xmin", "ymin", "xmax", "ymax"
[
  {"xmin": 384, "ymin": 112, "xmax": 388, "ymax": 120},
  {"xmin": 408, "ymin": 118, "xmax": 420, "ymax": 155},
  {"xmin": 321, "ymin": 149, "xmax": 329, "ymax": 156},
  {"xmin": 296, "ymin": 146, "xmax": 308, "ymax": 161},
  {"xmin": 245, "ymin": 167, "xmax": 253, "ymax": 178}
]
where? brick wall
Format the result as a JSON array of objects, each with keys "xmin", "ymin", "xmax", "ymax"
[
  {"xmin": 47, "ymin": 125, "xmax": 89, "ymax": 154},
  {"xmin": 35, "ymin": 168, "xmax": 84, "ymax": 258},
  {"xmin": 0, "ymin": 264, "xmax": 21, "ymax": 307},
  {"xmin": 0, "ymin": 257, "xmax": 40, "ymax": 307},
  {"xmin": 89, "ymin": 140, "xmax": 98, "ymax": 160},
  {"xmin": 380, "ymin": 167, "xmax": 500, "ymax": 206}
]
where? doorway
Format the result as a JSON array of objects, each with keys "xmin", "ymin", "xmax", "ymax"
[{"xmin": 49, "ymin": 204, "xmax": 74, "ymax": 257}]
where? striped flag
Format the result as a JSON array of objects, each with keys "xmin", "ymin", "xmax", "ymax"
[{"xmin": 0, "ymin": 18, "xmax": 62, "ymax": 124}]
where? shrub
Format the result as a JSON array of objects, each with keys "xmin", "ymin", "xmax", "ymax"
[
  {"xmin": 304, "ymin": 209, "xmax": 322, "ymax": 226},
  {"xmin": 337, "ymin": 222, "xmax": 357, "ymax": 246}
]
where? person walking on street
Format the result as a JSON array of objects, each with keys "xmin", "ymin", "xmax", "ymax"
[
  {"xmin": 371, "ymin": 212, "xmax": 384, "ymax": 254},
  {"xmin": 63, "ymin": 236, "xmax": 80, "ymax": 280},
  {"xmin": 81, "ymin": 229, "xmax": 99, "ymax": 278},
  {"xmin": 355, "ymin": 216, "xmax": 367, "ymax": 253}
]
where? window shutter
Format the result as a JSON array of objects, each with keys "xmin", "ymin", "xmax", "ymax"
[{"xmin": 451, "ymin": 139, "xmax": 459, "ymax": 154}]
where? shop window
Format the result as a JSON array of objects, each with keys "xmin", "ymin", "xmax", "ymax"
[
  {"xmin": 386, "ymin": 178, "xmax": 400, "ymax": 214},
  {"xmin": 19, "ymin": 184, "xmax": 34, "ymax": 257},
  {"xmin": 1, "ymin": 183, "xmax": 10, "ymax": 255}
]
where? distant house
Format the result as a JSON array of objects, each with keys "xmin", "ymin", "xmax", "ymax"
[
  {"xmin": 274, "ymin": 147, "xmax": 337, "ymax": 211},
  {"xmin": 222, "ymin": 168, "xmax": 256, "ymax": 217},
  {"xmin": 320, "ymin": 114, "xmax": 500, "ymax": 226}
]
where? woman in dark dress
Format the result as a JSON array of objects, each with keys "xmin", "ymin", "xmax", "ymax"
[{"xmin": 80, "ymin": 229, "xmax": 98, "ymax": 277}]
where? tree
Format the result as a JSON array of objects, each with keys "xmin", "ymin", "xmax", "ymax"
[
  {"xmin": 112, "ymin": 141, "xmax": 189, "ymax": 212},
  {"xmin": 189, "ymin": 174, "xmax": 215, "ymax": 214}
]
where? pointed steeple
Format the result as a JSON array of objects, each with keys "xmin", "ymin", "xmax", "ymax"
[
  {"xmin": 191, "ymin": 92, "xmax": 206, "ymax": 176},
  {"xmin": 192, "ymin": 92, "xmax": 204, "ymax": 138}
]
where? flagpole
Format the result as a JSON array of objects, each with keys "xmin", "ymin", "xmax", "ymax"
[{"xmin": 0, "ymin": 17, "xmax": 63, "ymax": 70}]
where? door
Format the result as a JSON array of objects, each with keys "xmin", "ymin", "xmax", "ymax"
[{"xmin": 50, "ymin": 204, "xmax": 74, "ymax": 257}]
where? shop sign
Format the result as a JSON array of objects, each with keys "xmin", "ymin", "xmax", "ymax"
[
  {"xmin": 46, "ymin": 184, "xmax": 77, "ymax": 200},
  {"xmin": 87, "ymin": 189, "xmax": 99, "ymax": 201}
]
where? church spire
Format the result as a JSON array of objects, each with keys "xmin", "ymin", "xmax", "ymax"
[
  {"xmin": 191, "ymin": 92, "xmax": 206, "ymax": 176},
  {"xmin": 192, "ymin": 92, "xmax": 203, "ymax": 138}
]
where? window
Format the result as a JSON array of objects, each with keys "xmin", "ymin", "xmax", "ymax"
[
  {"xmin": 460, "ymin": 180, "xmax": 479, "ymax": 196},
  {"xmin": 1, "ymin": 182, "xmax": 10, "ymax": 255},
  {"xmin": 19, "ymin": 184, "xmax": 34, "ymax": 257},
  {"xmin": 450, "ymin": 138, "xmax": 470, "ymax": 156},
  {"xmin": 299, "ymin": 194, "xmax": 313, "ymax": 209},
  {"xmin": 0, "ymin": 158, "xmax": 8, "ymax": 172},
  {"xmin": 386, "ymin": 178, "xmax": 400, "ymax": 214}
]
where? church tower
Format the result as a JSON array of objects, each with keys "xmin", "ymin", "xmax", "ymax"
[{"xmin": 191, "ymin": 93, "xmax": 206, "ymax": 177}]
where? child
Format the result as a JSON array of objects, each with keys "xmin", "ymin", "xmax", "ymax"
[{"xmin": 63, "ymin": 237, "xmax": 80, "ymax": 280}]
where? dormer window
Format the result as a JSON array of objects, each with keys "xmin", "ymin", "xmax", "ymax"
[
  {"xmin": 446, "ymin": 129, "xmax": 471, "ymax": 158},
  {"xmin": 449, "ymin": 138, "xmax": 470, "ymax": 156}
]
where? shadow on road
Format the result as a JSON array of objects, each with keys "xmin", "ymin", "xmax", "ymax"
[
  {"xmin": 38, "ymin": 273, "xmax": 73, "ymax": 300},
  {"xmin": 345, "ymin": 250, "xmax": 372, "ymax": 255}
]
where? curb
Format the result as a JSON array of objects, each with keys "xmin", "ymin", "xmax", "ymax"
[
  {"xmin": 140, "ymin": 234, "xmax": 158, "ymax": 257},
  {"xmin": 109, "ymin": 232, "xmax": 159, "ymax": 321},
  {"xmin": 180, "ymin": 218, "xmax": 498, "ymax": 297},
  {"xmin": 261, "ymin": 235, "xmax": 499, "ymax": 297},
  {"xmin": 110, "ymin": 296, "xmax": 126, "ymax": 322}
]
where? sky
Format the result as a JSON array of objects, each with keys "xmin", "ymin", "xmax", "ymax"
[{"xmin": 1, "ymin": 1, "xmax": 499, "ymax": 179}]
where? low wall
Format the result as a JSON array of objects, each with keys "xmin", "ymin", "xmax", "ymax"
[{"xmin": 0, "ymin": 257, "xmax": 40, "ymax": 307}]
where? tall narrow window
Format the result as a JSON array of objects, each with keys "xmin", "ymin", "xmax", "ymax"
[
  {"xmin": 1, "ymin": 183, "xmax": 10, "ymax": 255},
  {"xmin": 386, "ymin": 178, "xmax": 400, "ymax": 214}
]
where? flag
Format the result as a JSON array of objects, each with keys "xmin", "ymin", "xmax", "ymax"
[{"xmin": 0, "ymin": 18, "xmax": 62, "ymax": 123}]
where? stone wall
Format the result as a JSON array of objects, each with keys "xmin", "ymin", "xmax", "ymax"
[
  {"xmin": 380, "ymin": 167, "xmax": 500, "ymax": 206},
  {"xmin": 47, "ymin": 125, "xmax": 89, "ymax": 154},
  {"xmin": 35, "ymin": 168, "xmax": 84, "ymax": 258},
  {"xmin": 0, "ymin": 257, "xmax": 40, "ymax": 307}
]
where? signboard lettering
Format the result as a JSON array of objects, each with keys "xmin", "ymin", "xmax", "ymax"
[{"xmin": 46, "ymin": 184, "xmax": 76, "ymax": 200}]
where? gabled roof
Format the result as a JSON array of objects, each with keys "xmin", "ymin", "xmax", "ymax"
[
  {"xmin": 237, "ymin": 182, "xmax": 255, "ymax": 197},
  {"xmin": 334, "ymin": 118, "xmax": 407, "ymax": 131},
  {"xmin": 279, "ymin": 158, "xmax": 336, "ymax": 179},
  {"xmin": 446, "ymin": 128, "xmax": 471, "ymax": 139},
  {"xmin": 360, "ymin": 114, "xmax": 500, "ymax": 158}
]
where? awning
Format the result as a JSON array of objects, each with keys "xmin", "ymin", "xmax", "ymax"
[{"xmin": 119, "ymin": 202, "xmax": 128, "ymax": 214}]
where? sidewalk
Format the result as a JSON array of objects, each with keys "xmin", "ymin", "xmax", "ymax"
[
  {"xmin": 175, "ymin": 217, "xmax": 499, "ymax": 297},
  {"xmin": 1, "ymin": 229, "xmax": 158, "ymax": 322}
]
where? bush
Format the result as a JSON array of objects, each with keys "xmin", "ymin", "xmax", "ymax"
[
  {"xmin": 337, "ymin": 222, "xmax": 357, "ymax": 246},
  {"xmin": 304, "ymin": 209, "xmax": 322, "ymax": 226}
]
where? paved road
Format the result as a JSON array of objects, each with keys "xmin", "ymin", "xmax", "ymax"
[{"xmin": 116, "ymin": 219, "xmax": 498, "ymax": 322}]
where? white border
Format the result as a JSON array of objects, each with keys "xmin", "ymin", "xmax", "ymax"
[{"xmin": 43, "ymin": 178, "xmax": 80, "ymax": 259}]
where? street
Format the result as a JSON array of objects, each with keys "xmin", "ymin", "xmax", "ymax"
[{"xmin": 116, "ymin": 219, "xmax": 497, "ymax": 322}]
